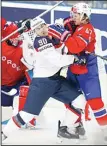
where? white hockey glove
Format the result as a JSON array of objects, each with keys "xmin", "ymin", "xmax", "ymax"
[{"xmin": 55, "ymin": 18, "xmax": 64, "ymax": 27}]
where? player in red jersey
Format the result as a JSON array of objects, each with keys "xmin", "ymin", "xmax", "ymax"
[
  {"xmin": 1, "ymin": 19, "xmax": 36, "ymax": 128},
  {"xmin": 1, "ymin": 20, "xmax": 28, "ymax": 106},
  {"xmin": 48, "ymin": 2, "xmax": 107, "ymax": 140}
]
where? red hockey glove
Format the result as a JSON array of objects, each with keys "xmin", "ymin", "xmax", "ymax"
[{"xmin": 64, "ymin": 16, "xmax": 77, "ymax": 33}]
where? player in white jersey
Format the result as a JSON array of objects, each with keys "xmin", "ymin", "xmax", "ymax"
[{"xmin": 2, "ymin": 17, "xmax": 85, "ymax": 141}]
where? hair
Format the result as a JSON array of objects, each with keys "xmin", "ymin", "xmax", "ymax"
[{"xmin": 82, "ymin": 13, "xmax": 90, "ymax": 23}]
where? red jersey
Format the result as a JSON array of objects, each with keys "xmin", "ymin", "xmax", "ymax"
[
  {"xmin": 64, "ymin": 23, "xmax": 96, "ymax": 74},
  {"xmin": 2, "ymin": 42, "xmax": 27, "ymax": 86},
  {"xmin": 65, "ymin": 23, "xmax": 96, "ymax": 54}
]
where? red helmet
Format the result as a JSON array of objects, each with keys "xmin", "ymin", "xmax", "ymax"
[{"xmin": 3, "ymin": 22, "xmax": 20, "ymax": 39}]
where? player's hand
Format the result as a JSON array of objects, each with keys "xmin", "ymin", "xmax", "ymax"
[
  {"xmin": 21, "ymin": 19, "xmax": 31, "ymax": 30},
  {"xmin": 16, "ymin": 18, "xmax": 31, "ymax": 34},
  {"xmin": 55, "ymin": 18, "xmax": 64, "ymax": 27},
  {"xmin": 73, "ymin": 55, "xmax": 87, "ymax": 65},
  {"xmin": 64, "ymin": 17, "xmax": 72, "ymax": 27},
  {"xmin": 48, "ymin": 24, "xmax": 71, "ymax": 42},
  {"xmin": 74, "ymin": 55, "xmax": 79, "ymax": 63},
  {"xmin": 64, "ymin": 16, "xmax": 77, "ymax": 33}
]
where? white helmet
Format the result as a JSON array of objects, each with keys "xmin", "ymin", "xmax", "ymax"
[
  {"xmin": 71, "ymin": 2, "xmax": 91, "ymax": 19},
  {"xmin": 31, "ymin": 17, "xmax": 46, "ymax": 30}
]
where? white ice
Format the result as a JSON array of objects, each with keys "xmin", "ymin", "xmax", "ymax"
[{"xmin": 2, "ymin": 98, "xmax": 107, "ymax": 145}]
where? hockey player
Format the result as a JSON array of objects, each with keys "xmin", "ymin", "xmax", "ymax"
[
  {"xmin": 2, "ymin": 17, "xmax": 85, "ymax": 141},
  {"xmin": 1, "ymin": 19, "xmax": 36, "ymax": 127},
  {"xmin": 49, "ymin": 2, "xmax": 107, "ymax": 140},
  {"xmin": 1, "ymin": 21, "xmax": 27, "ymax": 107}
]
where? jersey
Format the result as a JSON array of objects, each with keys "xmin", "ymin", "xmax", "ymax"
[
  {"xmin": 65, "ymin": 23, "xmax": 96, "ymax": 54},
  {"xmin": 33, "ymin": 36, "xmax": 75, "ymax": 78},
  {"xmin": 64, "ymin": 23, "xmax": 96, "ymax": 74},
  {"xmin": 65, "ymin": 21, "xmax": 102, "ymax": 99},
  {"xmin": 2, "ymin": 41, "xmax": 27, "ymax": 86}
]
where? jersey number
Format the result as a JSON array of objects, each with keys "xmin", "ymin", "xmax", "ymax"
[
  {"xmin": 38, "ymin": 38, "xmax": 48, "ymax": 46},
  {"xmin": 85, "ymin": 28, "xmax": 92, "ymax": 35}
]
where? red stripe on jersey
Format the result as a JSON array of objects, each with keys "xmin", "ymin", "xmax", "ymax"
[
  {"xmin": 48, "ymin": 31, "xmax": 61, "ymax": 39},
  {"xmin": 48, "ymin": 28, "xmax": 61, "ymax": 39}
]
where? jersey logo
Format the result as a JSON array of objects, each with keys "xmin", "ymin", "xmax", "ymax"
[
  {"xmin": 2, "ymin": 56, "xmax": 21, "ymax": 71},
  {"xmin": 86, "ymin": 93, "xmax": 90, "ymax": 96},
  {"xmin": 38, "ymin": 43, "xmax": 53, "ymax": 52}
]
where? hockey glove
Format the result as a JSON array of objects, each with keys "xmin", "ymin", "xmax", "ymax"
[
  {"xmin": 55, "ymin": 18, "xmax": 64, "ymax": 28},
  {"xmin": 48, "ymin": 24, "xmax": 71, "ymax": 42},
  {"xmin": 16, "ymin": 19, "xmax": 31, "ymax": 34},
  {"xmin": 73, "ymin": 55, "xmax": 87, "ymax": 65},
  {"xmin": 64, "ymin": 16, "xmax": 77, "ymax": 33},
  {"xmin": 71, "ymin": 55, "xmax": 88, "ymax": 74}
]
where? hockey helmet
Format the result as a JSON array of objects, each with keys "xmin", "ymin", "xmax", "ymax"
[
  {"xmin": 70, "ymin": 3, "xmax": 91, "ymax": 19},
  {"xmin": 30, "ymin": 17, "xmax": 46, "ymax": 30},
  {"xmin": 3, "ymin": 22, "xmax": 20, "ymax": 39}
]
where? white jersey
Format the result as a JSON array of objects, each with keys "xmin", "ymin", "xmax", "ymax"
[
  {"xmin": 31, "ymin": 36, "xmax": 74, "ymax": 78},
  {"xmin": 21, "ymin": 32, "xmax": 74, "ymax": 77}
]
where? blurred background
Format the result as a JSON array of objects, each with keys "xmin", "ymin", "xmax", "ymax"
[{"xmin": 14, "ymin": 1, "xmax": 107, "ymax": 9}]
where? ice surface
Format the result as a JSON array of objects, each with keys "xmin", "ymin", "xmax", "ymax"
[{"xmin": 2, "ymin": 98, "xmax": 107, "ymax": 145}]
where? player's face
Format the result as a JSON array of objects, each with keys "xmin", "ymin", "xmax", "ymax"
[
  {"xmin": 72, "ymin": 13, "xmax": 82, "ymax": 25},
  {"xmin": 42, "ymin": 24, "xmax": 49, "ymax": 36},
  {"xmin": 35, "ymin": 24, "xmax": 48, "ymax": 36}
]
